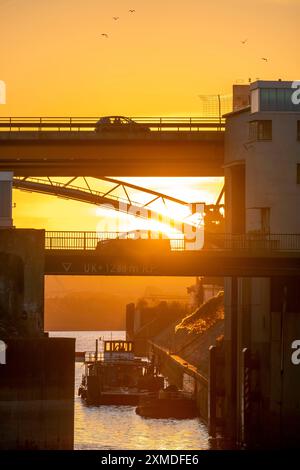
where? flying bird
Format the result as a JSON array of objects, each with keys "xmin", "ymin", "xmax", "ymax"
[
  {"xmin": 101, "ymin": 33, "xmax": 109, "ymax": 38},
  {"xmin": 113, "ymin": 16, "xmax": 119, "ymax": 20},
  {"xmin": 129, "ymin": 9, "xmax": 136, "ymax": 13},
  {"xmin": 241, "ymin": 39, "xmax": 248, "ymax": 44},
  {"xmin": 261, "ymin": 57, "xmax": 268, "ymax": 62}
]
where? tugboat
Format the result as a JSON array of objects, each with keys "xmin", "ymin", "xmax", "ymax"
[{"xmin": 78, "ymin": 339, "xmax": 164, "ymax": 405}]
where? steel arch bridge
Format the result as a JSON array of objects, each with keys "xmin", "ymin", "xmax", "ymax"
[{"xmin": 13, "ymin": 176, "xmax": 224, "ymax": 233}]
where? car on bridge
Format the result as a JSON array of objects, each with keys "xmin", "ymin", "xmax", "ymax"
[
  {"xmin": 96, "ymin": 238, "xmax": 171, "ymax": 255},
  {"xmin": 95, "ymin": 116, "xmax": 150, "ymax": 133}
]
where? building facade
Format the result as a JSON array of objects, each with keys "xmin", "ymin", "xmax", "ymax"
[{"xmin": 224, "ymin": 80, "xmax": 300, "ymax": 447}]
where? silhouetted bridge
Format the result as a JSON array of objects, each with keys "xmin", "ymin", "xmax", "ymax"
[
  {"xmin": 0, "ymin": 116, "xmax": 224, "ymax": 176},
  {"xmin": 44, "ymin": 231, "xmax": 300, "ymax": 277}
]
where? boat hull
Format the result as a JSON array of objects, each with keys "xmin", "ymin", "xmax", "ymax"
[{"xmin": 136, "ymin": 397, "xmax": 198, "ymax": 419}]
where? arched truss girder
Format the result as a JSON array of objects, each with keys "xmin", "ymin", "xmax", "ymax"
[
  {"xmin": 102, "ymin": 177, "xmax": 224, "ymax": 214},
  {"xmin": 13, "ymin": 176, "xmax": 200, "ymax": 231},
  {"xmin": 13, "ymin": 176, "xmax": 224, "ymax": 231}
]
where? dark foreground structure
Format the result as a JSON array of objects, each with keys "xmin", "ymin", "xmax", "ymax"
[
  {"xmin": 0, "ymin": 230, "xmax": 75, "ymax": 450},
  {"xmin": 0, "ymin": 338, "xmax": 75, "ymax": 450}
]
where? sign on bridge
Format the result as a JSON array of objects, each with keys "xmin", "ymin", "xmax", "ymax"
[{"xmin": 44, "ymin": 250, "xmax": 300, "ymax": 277}]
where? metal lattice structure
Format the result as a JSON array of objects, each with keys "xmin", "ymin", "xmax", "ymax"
[
  {"xmin": 13, "ymin": 176, "xmax": 208, "ymax": 231},
  {"xmin": 197, "ymin": 95, "xmax": 232, "ymax": 120}
]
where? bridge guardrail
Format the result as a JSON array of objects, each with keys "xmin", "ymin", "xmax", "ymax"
[
  {"xmin": 0, "ymin": 116, "xmax": 225, "ymax": 132},
  {"xmin": 45, "ymin": 231, "xmax": 186, "ymax": 251},
  {"xmin": 204, "ymin": 233, "xmax": 300, "ymax": 251},
  {"xmin": 44, "ymin": 231, "xmax": 300, "ymax": 252}
]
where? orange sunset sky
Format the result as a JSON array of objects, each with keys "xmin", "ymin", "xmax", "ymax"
[
  {"xmin": 1, "ymin": 0, "xmax": 299, "ymax": 318},
  {"xmin": 1, "ymin": 0, "xmax": 299, "ymax": 231}
]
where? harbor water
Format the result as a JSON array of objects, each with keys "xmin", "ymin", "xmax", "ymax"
[{"xmin": 50, "ymin": 331, "xmax": 210, "ymax": 450}]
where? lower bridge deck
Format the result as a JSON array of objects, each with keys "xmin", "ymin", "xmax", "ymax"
[{"xmin": 45, "ymin": 249, "xmax": 300, "ymax": 277}]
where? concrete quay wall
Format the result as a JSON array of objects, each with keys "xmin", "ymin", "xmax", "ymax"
[
  {"xmin": 0, "ymin": 338, "xmax": 75, "ymax": 450},
  {"xmin": 0, "ymin": 229, "xmax": 45, "ymax": 337}
]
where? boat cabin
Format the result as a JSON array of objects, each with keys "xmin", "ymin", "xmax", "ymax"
[
  {"xmin": 103, "ymin": 340, "xmax": 134, "ymax": 362},
  {"xmin": 79, "ymin": 339, "xmax": 164, "ymax": 402}
]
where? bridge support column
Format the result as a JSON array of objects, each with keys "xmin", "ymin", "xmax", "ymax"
[
  {"xmin": 230, "ymin": 276, "xmax": 238, "ymax": 443},
  {"xmin": 223, "ymin": 276, "xmax": 239, "ymax": 446},
  {"xmin": 0, "ymin": 171, "xmax": 13, "ymax": 228}
]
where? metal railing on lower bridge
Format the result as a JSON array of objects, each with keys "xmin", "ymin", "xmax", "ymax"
[
  {"xmin": 45, "ymin": 231, "xmax": 186, "ymax": 251},
  {"xmin": 45, "ymin": 231, "xmax": 300, "ymax": 252},
  {"xmin": 205, "ymin": 232, "xmax": 300, "ymax": 252}
]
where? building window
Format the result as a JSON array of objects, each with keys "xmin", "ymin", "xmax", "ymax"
[
  {"xmin": 260, "ymin": 87, "xmax": 300, "ymax": 112},
  {"xmin": 249, "ymin": 120, "xmax": 272, "ymax": 141},
  {"xmin": 297, "ymin": 164, "xmax": 300, "ymax": 184}
]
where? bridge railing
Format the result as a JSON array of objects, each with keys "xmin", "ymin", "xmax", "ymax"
[
  {"xmin": 45, "ymin": 231, "xmax": 186, "ymax": 251},
  {"xmin": 0, "ymin": 116, "xmax": 225, "ymax": 132},
  {"xmin": 205, "ymin": 232, "xmax": 300, "ymax": 251},
  {"xmin": 45, "ymin": 231, "xmax": 300, "ymax": 252}
]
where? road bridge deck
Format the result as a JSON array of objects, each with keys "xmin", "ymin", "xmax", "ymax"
[{"xmin": 0, "ymin": 117, "xmax": 224, "ymax": 176}]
